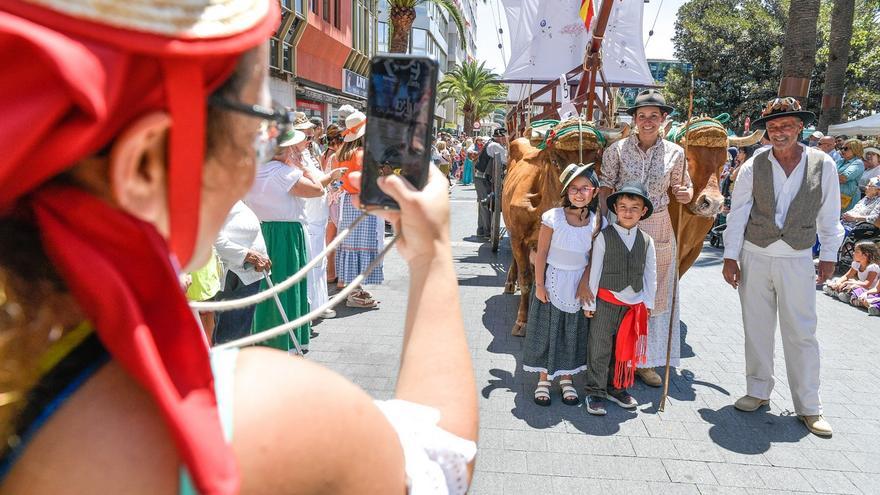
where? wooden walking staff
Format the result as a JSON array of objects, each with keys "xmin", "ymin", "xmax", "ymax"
[{"xmin": 659, "ymin": 73, "xmax": 694, "ymax": 412}]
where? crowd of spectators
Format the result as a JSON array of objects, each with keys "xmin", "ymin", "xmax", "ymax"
[{"xmin": 720, "ymin": 130, "xmax": 880, "ymax": 317}]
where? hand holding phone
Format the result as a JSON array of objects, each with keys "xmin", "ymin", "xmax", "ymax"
[{"xmin": 360, "ymin": 54, "xmax": 439, "ymax": 211}]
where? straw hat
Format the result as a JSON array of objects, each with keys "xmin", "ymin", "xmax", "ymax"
[
  {"xmin": 343, "ymin": 111, "xmax": 366, "ymax": 142},
  {"xmin": 292, "ymin": 111, "xmax": 315, "ymax": 130},
  {"xmin": 559, "ymin": 163, "xmax": 599, "ymax": 196},
  {"xmin": 26, "ymin": 0, "xmax": 272, "ymax": 38}
]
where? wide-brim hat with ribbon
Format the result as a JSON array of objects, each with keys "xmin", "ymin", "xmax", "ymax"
[
  {"xmin": 607, "ymin": 181, "xmax": 654, "ymax": 219},
  {"xmin": 277, "ymin": 128, "xmax": 307, "ymax": 147},
  {"xmin": 626, "ymin": 89, "xmax": 674, "ymax": 116},
  {"xmin": 559, "ymin": 162, "xmax": 599, "ymax": 196},
  {"xmin": 343, "ymin": 110, "xmax": 366, "ymax": 142},
  {"xmin": 752, "ymin": 97, "xmax": 815, "ymax": 129},
  {"xmin": 292, "ymin": 111, "xmax": 315, "ymax": 130}
]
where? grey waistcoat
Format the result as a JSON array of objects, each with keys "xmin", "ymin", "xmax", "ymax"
[
  {"xmin": 599, "ymin": 225, "xmax": 647, "ymax": 292},
  {"xmin": 744, "ymin": 147, "xmax": 824, "ymax": 251}
]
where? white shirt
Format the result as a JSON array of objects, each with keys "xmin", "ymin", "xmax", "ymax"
[
  {"xmin": 301, "ymin": 150, "xmax": 329, "ymax": 224},
  {"xmin": 486, "ymin": 140, "xmax": 507, "ymax": 165},
  {"xmin": 584, "ymin": 223, "xmax": 658, "ymax": 312},
  {"xmin": 214, "ymin": 201, "xmax": 268, "ymax": 286},
  {"xmin": 244, "ymin": 160, "xmax": 307, "ymax": 223},
  {"xmin": 723, "ymin": 145, "xmax": 844, "ymax": 262}
]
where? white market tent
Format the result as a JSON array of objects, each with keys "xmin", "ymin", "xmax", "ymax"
[{"xmin": 827, "ymin": 113, "xmax": 880, "ymax": 137}]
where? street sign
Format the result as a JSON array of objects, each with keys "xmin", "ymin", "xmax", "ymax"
[{"xmin": 473, "ymin": 122, "xmax": 481, "ymax": 130}]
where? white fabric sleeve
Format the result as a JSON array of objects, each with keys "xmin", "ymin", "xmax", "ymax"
[
  {"xmin": 643, "ymin": 235, "xmax": 657, "ymax": 311},
  {"xmin": 273, "ymin": 165, "xmax": 304, "ymax": 193},
  {"xmin": 817, "ymin": 155, "xmax": 846, "ymax": 262},
  {"xmin": 541, "ymin": 208, "xmax": 556, "ymax": 228},
  {"xmin": 722, "ymin": 157, "xmax": 755, "ymax": 260},
  {"xmin": 373, "ymin": 399, "xmax": 477, "ymax": 495},
  {"xmin": 213, "ymin": 211, "xmax": 249, "ymax": 269},
  {"xmin": 584, "ymin": 232, "xmax": 605, "ymax": 312}
]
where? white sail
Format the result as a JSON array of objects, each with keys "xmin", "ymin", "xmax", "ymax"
[{"xmin": 503, "ymin": 0, "xmax": 654, "ymax": 102}]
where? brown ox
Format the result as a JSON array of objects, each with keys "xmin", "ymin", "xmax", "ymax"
[
  {"xmin": 501, "ymin": 137, "xmax": 599, "ymax": 336},
  {"xmin": 667, "ymin": 145, "xmax": 727, "ymax": 275}
]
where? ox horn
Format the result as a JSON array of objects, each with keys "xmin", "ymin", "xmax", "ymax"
[
  {"xmin": 728, "ymin": 129, "xmax": 765, "ymax": 147},
  {"xmin": 601, "ymin": 123, "xmax": 631, "ymax": 144}
]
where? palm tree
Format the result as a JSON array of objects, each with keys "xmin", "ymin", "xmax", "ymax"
[
  {"xmin": 818, "ymin": 0, "xmax": 856, "ymax": 131},
  {"xmin": 778, "ymin": 0, "xmax": 820, "ymax": 101},
  {"xmin": 387, "ymin": 0, "xmax": 466, "ymax": 53},
  {"xmin": 438, "ymin": 61, "xmax": 505, "ymax": 135}
]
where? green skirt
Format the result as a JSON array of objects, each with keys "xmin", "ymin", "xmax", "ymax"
[{"xmin": 252, "ymin": 221, "xmax": 311, "ymax": 351}]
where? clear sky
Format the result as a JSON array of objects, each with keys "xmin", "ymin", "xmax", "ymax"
[{"xmin": 474, "ymin": 0, "xmax": 687, "ymax": 76}]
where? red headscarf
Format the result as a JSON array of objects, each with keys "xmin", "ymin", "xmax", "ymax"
[{"xmin": 0, "ymin": 1, "xmax": 278, "ymax": 493}]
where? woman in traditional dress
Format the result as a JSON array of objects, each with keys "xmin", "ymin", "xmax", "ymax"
[
  {"xmin": 461, "ymin": 138, "xmax": 475, "ymax": 185},
  {"xmin": 245, "ymin": 128, "xmax": 325, "ymax": 350},
  {"xmin": 598, "ymin": 89, "xmax": 694, "ymax": 387},
  {"xmin": 292, "ymin": 112, "xmax": 344, "ymax": 320},
  {"xmin": 0, "ymin": 1, "xmax": 477, "ymax": 491},
  {"xmin": 335, "ymin": 111, "xmax": 385, "ymax": 307}
]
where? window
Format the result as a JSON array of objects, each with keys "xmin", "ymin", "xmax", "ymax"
[
  {"xmin": 269, "ymin": 37, "xmax": 280, "ymax": 70},
  {"xmin": 411, "ymin": 28, "xmax": 427, "ymax": 55},
  {"xmin": 377, "ymin": 21, "xmax": 389, "ymax": 53},
  {"xmin": 323, "ymin": 0, "xmax": 330, "ymax": 21},
  {"xmin": 438, "ymin": 50, "xmax": 447, "ymax": 70},
  {"xmin": 295, "ymin": 0, "xmax": 305, "ymax": 16},
  {"xmin": 334, "ymin": 0, "xmax": 341, "ymax": 27},
  {"xmin": 310, "ymin": 0, "xmax": 317, "ymax": 14}
]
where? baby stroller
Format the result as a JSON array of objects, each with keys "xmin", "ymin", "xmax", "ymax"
[{"xmin": 837, "ymin": 222, "xmax": 880, "ymax": 272}]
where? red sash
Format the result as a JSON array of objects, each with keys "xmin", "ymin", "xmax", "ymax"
[{"xmin": 597, "ymin": 288, "xmax": 648, "ymax": 389}]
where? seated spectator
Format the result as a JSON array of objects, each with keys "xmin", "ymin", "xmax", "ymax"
[
  {"xmin": 824, "ymin": 241, "xmax": 880, "ymax": 302},
  {"xmin": 843, "ymin": 177, "xmax": 880, "ymax": 230},
  {"xmin": 859, "ymin": 146, "xmax": 880, "ymax": 191},
  {"xmin": 851, "ymin": 274, "xmax": 880, "ymax": 316},
  {"xmin": 837, "ymin": 138, "xmax": 866, "ymax": 213}
]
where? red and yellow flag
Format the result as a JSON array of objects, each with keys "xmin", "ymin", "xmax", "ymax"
[{"xmin": 579, "ymin": 0, "xmax": 595, "ymax": 30}]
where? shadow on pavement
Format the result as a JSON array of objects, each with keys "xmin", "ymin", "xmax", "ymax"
[{"xmin": 698, "ymin": 405, "xmax": 809, "ymax": 454}]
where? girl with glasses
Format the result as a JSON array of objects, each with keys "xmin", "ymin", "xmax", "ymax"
[{"xmin": 522, "ymin": 164, "xmax": 604, "ymax": 407}]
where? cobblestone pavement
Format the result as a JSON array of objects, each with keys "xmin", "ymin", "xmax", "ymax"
[{"xmin": 309, "ymin": 183, "xmax": 880, "ymax": 495}]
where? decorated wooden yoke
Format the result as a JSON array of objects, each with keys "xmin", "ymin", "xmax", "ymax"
[{"xmin": 665, "ymin": 114, "xmax": 766, "ymax": 149}]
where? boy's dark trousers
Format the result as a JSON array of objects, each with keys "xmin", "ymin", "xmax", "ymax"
[{"xmin": 584, "ymin": 298, "xmax": 630, "ymax": 397}]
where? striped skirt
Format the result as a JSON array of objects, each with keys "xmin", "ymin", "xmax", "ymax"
[
  {"xmin": 335, "ymin": 193, "xmax": 384, "ymax": 285},
  {"xmin": 252, "ymin": 221, "xmax": 311, "ymax": 351}
]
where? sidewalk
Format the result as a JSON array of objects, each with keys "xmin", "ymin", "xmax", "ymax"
[{"xmin": 309, "ymin": 183, "xmax": 880, "ymax": 495}]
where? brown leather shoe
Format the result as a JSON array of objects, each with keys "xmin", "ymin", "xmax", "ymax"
[
  {"xmin": 800, "ymin": 415, "xmax": 833, "ymax": 437},
  {"xmin": 636, "ymin": 368, "xmax": 662, "ymax": 387},
  {"xmin": 734, "ymin": 395, "xmax": 770, "ymax": 412}
]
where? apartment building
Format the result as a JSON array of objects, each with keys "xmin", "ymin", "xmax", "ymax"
[{"xmin": 267, "ymin": 0, "xmax": 377, "ymax": 125}]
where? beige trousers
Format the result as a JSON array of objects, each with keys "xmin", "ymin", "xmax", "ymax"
[{"xmin": 738, "ymin": 249, "xmax": 822, "ymax": 416}]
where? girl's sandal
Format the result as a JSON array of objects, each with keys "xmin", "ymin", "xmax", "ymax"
[
  {"xmin": 534, "ymin": 380, "xmax": 551, "ymax": 406},
  {"xmin": 560, "ymin": 379, "xmax": 579, "ymax": 406}
]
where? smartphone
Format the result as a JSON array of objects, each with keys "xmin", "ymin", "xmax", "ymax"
[{"xmin": 360, "ymin": 54, "xmax": 439, "ymax": 210}]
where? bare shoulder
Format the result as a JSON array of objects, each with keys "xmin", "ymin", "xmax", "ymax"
[
  {"xmin": 231, "ymin": 348, "xmax": 406, "ymax": 494},
  {"xmin": 1, "ymin": 362, "xmax": 179, "ymax": 495}
]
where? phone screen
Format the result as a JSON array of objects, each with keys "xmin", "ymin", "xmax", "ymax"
[{"xmin": 361, "ymin": 55, "xmax": 439, "ymax": 210}]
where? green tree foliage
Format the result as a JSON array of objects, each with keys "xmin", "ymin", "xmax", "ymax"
[
  {"xmin": 437, "ymin": 61, "xmax": 506, "ymax": 135},
  {"xmin": 666, "ymin": 0, "xmax": 880, "ymax": 130}
]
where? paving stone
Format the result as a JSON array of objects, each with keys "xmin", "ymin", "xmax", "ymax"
[
  {"xmin": 662, "ymin": 459, "xmax": 718, "ymax": 485},
  {"xmin": 307, "ymin": 185, "xmax": 880, "ymax": 494}
]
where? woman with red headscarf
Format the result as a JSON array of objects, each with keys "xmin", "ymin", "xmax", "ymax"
[{"xmin": 0, "ymin": 1, "xmax": 477, "ymax": 493}]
